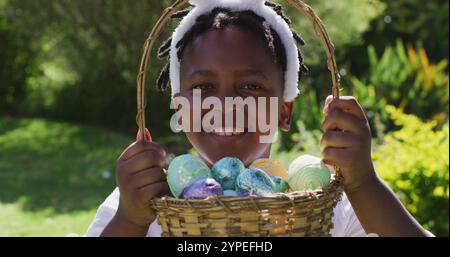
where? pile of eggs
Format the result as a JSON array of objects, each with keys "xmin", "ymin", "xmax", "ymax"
[{"xmin": 167, "ymin": 154, "xmax": 332, "ymax": 199}]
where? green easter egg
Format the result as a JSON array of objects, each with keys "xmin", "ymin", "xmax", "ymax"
[
  {"xmin": 288, "ymin": 155, "xmax": 331, "ymax": 191},
  {"xmin": 271, "ymin": 176, "xmax": 289, "ymax": 193},
  {"xmin": 167, "ymin": 154, "xmax": 211, "ymax": 198}
]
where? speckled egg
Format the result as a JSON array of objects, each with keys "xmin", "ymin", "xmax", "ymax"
[
  {"xmin": 235, "ymin": 167, "xmax": 276, "ymax": 196},
  {"xmin": 211, "ymin": 157, "xmax": 245, "ymax": 190},
  {"xmin": 180, "ymin": 178, "xmax": 223, "ymax": 199},
  {"xmin": 271, "ymin": 176, "xmax": 290, "ymax": 193},
  {"xmin": 250, "ymin": 158, "xmax": 288, "ymax": 180},
  {"xmin": 167, "ymin": 154, "xmax": 211, "ymax": 198},
  {"xmin": 288, "ymin": 155, "xmax": 331, "ymax": 191}
]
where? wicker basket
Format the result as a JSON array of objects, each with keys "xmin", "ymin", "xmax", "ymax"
[
  {"xmin": 152, "ymin": 175, "xmax": 343, "ymax": 237},
  {"xmin": 137, "ymin": 0, "xmax": 344, "ymax": 237}
]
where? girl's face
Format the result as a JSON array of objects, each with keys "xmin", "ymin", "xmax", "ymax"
[{"xmin": 178, "ymin": 25, "xmax": 293, "ymax": 167}]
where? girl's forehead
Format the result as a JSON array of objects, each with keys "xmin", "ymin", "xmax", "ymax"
[{"xmin": 181, "ymin": 25, "xmax": 280, "ymax": 72}]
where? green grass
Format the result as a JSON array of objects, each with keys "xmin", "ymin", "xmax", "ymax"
[{"xmin": 0, "ymin": 116, "xmax": 133, "ymax": 236}]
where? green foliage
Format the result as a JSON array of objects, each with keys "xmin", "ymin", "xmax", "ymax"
[
  {"xmin": 1, "ymin": 0, "xmax": 176, "ymax": 137},
  {"xmin": 373, "ymin": 106, "xmax": 449, "ymax": 236},
  {"xmin": 279, "ymin": 87, "xmax": 325, "ymax": 150},
  {"xmin": 0, "ymin": 116, "xmax": 135, "ymax": 236},
  {"xmin": 0, "ymin": 2, "xmax": 40, "ymax": 114},
  {"xmin": 0, "ymin": 202, "xmax": 95, "ymax": 236},
  {"xmin": 346, "ymin": 0, "xmax": 449, "ymax": 77},
  {"xmin": 271, "ymin": 119, "xmax": 323, "ymax": 169},
  {"xmin": 345, "ymin": 41, "xmax": 449, "ymax": 138},
  {"xmin": 276, "ymin": 0, "xmax": 385, "ymax": 65},
  {"xmin": 0, "ymin": 116, "xmax": 132, "ymax": 212},
  {"xmin": 366, "ymin": 0, "xmax": 448, "ymax": 63}
]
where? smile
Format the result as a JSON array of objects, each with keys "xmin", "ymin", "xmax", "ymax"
[
  {"xmin": 211, "ymin": 127, "xmax": 246, "ymax": 136},
  {"xmin": 171, "ymin": 89, "xmax": 278, "ymax": 143},
  {"xmin": 206, "ymin": 127, "xmax": 248, "ymax": 143}
]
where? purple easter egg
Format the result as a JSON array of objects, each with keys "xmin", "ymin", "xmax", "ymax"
[{"xmin": 180, "ymin": 178, "xmax": 224, "ymax": 199}]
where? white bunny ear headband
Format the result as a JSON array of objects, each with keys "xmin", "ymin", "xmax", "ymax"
[{"xmin": 169, "ymin": 0, "xmax": 302, "ymax": 102}]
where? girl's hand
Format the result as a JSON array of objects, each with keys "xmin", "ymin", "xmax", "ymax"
[
  {"xmin": 320, "ymin": 95, "xmax": 377, "ymax": 193},
  {"xmin": 114, "ymin": 128, "xmax": 169, "ymax": 231}
]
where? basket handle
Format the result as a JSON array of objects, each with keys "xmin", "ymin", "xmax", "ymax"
[{"xmin": 136, "ymin": 0, "xmax": 341, "ymax": 174}]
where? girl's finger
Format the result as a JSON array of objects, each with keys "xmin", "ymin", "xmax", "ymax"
[
  {"xmin": 320, "ymin": 130, "xmax": 354, "ymax": 149},
  {"xmin": 129, "ymin": 167, "xmax": 167, "ymax": 190},
  {"xmin": 118, "ymin": 140, "xmax": 165, "ymax": 162},
  {"xmin": 122, "ymin": 149, "xmax": 166, "ymax": 173},
  {"xmin": 323, "ymin": 95, "xmax": 334, "ymax": 114},
  {"xmin": 328, "ymin": 96, "xmax": 367, "ymax": 120},
  {"xmin": 325, "ymin": 95, "xmax": 334, "ymax": 105},
  {"xmin": 322, "ymin": 109, "xmax": 367, "ymax": 134},
  {"xmin": 137, "ymin": 181, "xmax": 171, "ymax": 202},
  {"xmin": 321, "ymin": 147, "xmax": 352, "ymax": 170}
]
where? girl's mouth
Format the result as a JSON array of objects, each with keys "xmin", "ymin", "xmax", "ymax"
[{"xmin": 205, "ymin": 127, "xmax": 248, "ymax": 143}]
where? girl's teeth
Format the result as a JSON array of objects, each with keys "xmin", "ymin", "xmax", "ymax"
[{"xmin": 212, "ymin": 130, "xmax": 244, "ymax": 136}]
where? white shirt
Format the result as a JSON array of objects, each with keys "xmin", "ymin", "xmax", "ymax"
[{"xmin": 86, "ymin": 187, "xmax": 367, "ymax": 237}]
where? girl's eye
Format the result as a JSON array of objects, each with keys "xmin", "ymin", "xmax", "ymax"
[
  {"xmin": 192, "ymin": 83, "xmax": 214, "ymax": 90},
  {"xmin": 241, "ymin": 83, "xmax": 263, "ymax": 90}
]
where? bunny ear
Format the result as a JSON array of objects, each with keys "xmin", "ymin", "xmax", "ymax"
[
  {"xmin": 189, "ymin": 0, "xmax": 202, "ymax": 5},
  {"xmin": 189, "ymin": 0, "xmax": 266, "ymax": 7}
]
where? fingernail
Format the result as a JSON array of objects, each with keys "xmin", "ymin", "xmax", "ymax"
[
  {"xmin": 325, "ymin": 95, "xmax": 333, "ymax": 105},
  {"xmin": 145, "ymin": 128, "xmax": 152, "ymax": 142},
  {"xmin": 136, "ymin": 128, "xmax": 152, "ymax": 142},
  {"xmin": 323, "ymin": 104, "xmax": 330, "ymax": 115},
  {"xmin": 136, "ymin": 130, "xmax": 142, "ymax": 141}
]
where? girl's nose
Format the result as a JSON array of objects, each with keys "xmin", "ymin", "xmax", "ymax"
[{"xmin": 216, "ymin": 84, "xmax": 239, "ymax": 99}]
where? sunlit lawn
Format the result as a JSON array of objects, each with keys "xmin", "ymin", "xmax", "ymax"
[{"xmin": 0, "ymin": 116, "xmax": 132, "ymax": 236}]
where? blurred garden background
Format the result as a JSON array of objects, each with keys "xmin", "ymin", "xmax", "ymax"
[{"xmin": 0, "ymin": 0, "xmax": 448, "ymax": 236}]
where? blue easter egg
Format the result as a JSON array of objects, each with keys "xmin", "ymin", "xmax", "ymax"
[
  {"xmin": 271, "ymin": 176, "xmax": 289, "ymax": 193},
  {"xmin": 223, "ymin": 190, "xmax": 240, "ymax": 197},
  {"xmin": 180, "ymin": 178, "xmax": 224, "ymax": 199},
  {"xmin": 211, "ymin": 157, "xmax": 245, "ymax": 190},
  {"xmin": 235, "ymin": 167, "xmax": 276, "ymax": 196},
  {"xmin": 167, "ymin": 154, "xmax": 211, "ymax": 198}
]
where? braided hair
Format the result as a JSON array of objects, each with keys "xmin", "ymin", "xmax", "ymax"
[{"xmin": 156, "ymin": 1, "xmax": 308, "ymax": 92}]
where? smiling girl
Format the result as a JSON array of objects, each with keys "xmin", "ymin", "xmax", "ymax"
[{"xmin": 87, "ymin": 0, "xmax": 431, "ymax": 237}]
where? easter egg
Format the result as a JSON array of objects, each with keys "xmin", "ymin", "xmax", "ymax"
[
  {"xmin": 250, "ymin": 158, "xmax": 288, "ymax": 180},
  {"xmin": 223, "ymin": 190, "xmax": 240, "ymax": 197},
  {"xmin": 287, "ymin": 155, "xmax": 331, "ymax": 191},
  {"xmin": 271, "ymin": 176, "xmax": 289, "ymax": 193},
  {"xmin": 167, "ymin": 154, "xmax": 211, "ymax": 198},
  {"xmin": 235, "ymin": 167, "xmax": 276, "ymax": 196},
  {"xmin": 211, "ymin": 157, "xmax": 245, "ymax": 190},
  {"xmin": 180, "ymin": 178, "xmax": 223, "ymax": 199}
]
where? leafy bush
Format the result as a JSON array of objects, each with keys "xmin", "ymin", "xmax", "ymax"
[
  {"xmin": 279, "ymin": 0, "xmax": 385, "ymax": 65},
  {"xmin": 373, "ymin": 106, "xmax": 449, "ymax": 236},
  {"xmin": 271, "ymin": 120, "xmax": 323, "ymax": 168},
  {"xmin": 345, "ymin": 40, "xmax": 449, "ymax": 138},
  {"xmin": 0, "ymin": 2, "xmax": 40, "ymax": 114}
]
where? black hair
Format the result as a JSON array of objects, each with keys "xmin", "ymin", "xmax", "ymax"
[{"xmin": 156, "ymin": 1, "xmax": 308, "ymax": 91}]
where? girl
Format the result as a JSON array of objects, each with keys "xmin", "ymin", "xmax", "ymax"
[{"xmin": 87, "ymin": 0, "xmax": 431, "ymax": 237}]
